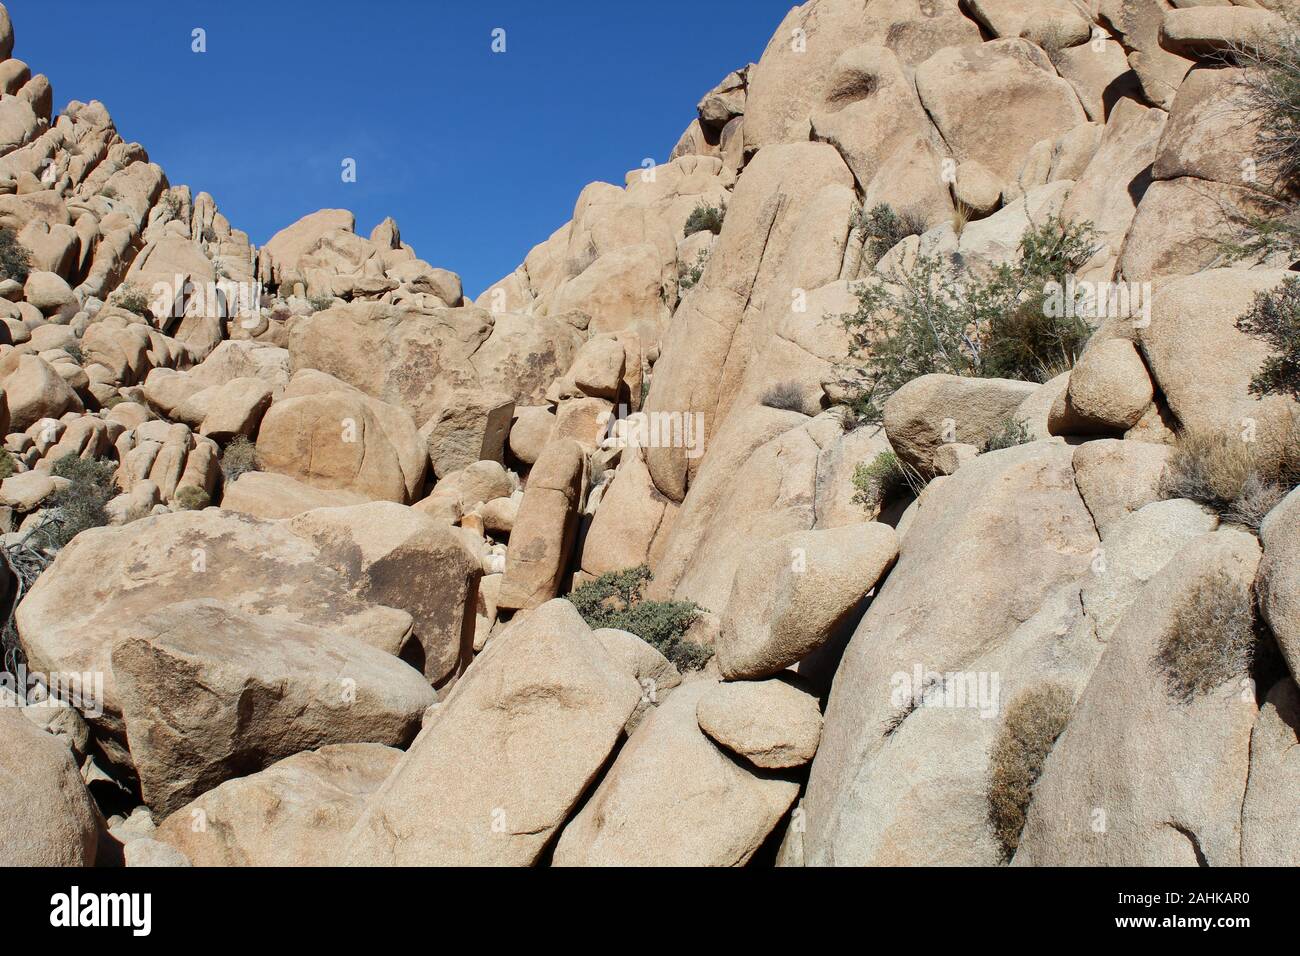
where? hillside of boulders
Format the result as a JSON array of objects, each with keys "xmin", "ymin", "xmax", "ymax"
[{"xmin": 2, "ymin": 0, "xmax": 1300, "ymax": 867}]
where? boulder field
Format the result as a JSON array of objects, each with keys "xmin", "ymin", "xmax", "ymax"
[{"xmin": 0, "ymin": 0, "xmax": 1298, "ymax": 868}]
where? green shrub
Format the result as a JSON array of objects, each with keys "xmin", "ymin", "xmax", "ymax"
[
  {"xmin": 1237, "ymin": 276, "xmax": 1300, "ymax": 400},
  {"xmin": 173, "ymin": 485, "xmax": 211, "ymax": 511},
  {"xmin": 0, "ymin": 450, "xmax": 15, "ymax": 481},
  {"xmin": 110, "ymin": 283, "xmax": 152, "ymax": 317},
  {"xmin": 62, "ymin": 342, "xmax": 84, "ymax": 365},
  {"xmin": 987, "ymin": 683, "xmax": 1073, "ymax": 860},
  {"xmin": 1156, "ymin": 567, "xmax": 1257, "ymax": 703},
  {"xmin": 982, "ymin": 416, "xmax": 1033, "ymax": 453},
  {"xmin": 1232, "ymin": 21, "xmax": 1300, "ymax": 193},
  {"xmin": 678, "ymin": 248, "xmax": 709, "ymax": 291},
  {"xmin": 33, "ymin": 455, "xmax": 119, "ymax": 551},
  {"xmin": 839, "ymin": 216, "xmax": 1100, "ymax": 423},
  {"xmin": 1160, "ymin": 426, "xmax": 1298, "ymax": 529},
  {"xmin": 851, "ymin": 450, "xmax": 920, "ymax": 511},
  {"xmin": 220, "ymin": 436, "xmax": 261, "ymax": 484},
  {"xmin": 0, "ymin": 225, "xmax": 31, "ymax": 284},
  {"xmin": 760, "ymin": 381, "xmax": 805, "ymax": 412},
  {"xmin": 1217, "ymin": 21, "xmax": 1300, "ymax": 263},
  {"xmin": 854, "ymin": 203, "xmax": 928, "ymax": 269},
  {"xmin": 567, "ymin": 565, "xmax": 711, "ymax": 670},
  {"xmin": 684, "ymin": 201, "xmax": 726, "ymax": 237},
  {"xmin": 307, "ymin": 293, "xmax": 335, "ymax": 312}
]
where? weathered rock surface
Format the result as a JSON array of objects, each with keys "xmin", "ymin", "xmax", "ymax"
[{"xmin": 344, "ymin": 600, "xmax": 639, "ymax": 865}]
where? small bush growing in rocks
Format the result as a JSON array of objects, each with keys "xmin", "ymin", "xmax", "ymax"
[
  {"xmin": 684, "ymin": 201, "xmax": 726, "ymax": 237},
  {"xmin": 760, "ymin": 381, "xmax": 805, "ymax": 412},
  {"xmin": 839, "ymin": 216, "xmax": 1099, "ymax": 423},
  {"xmin": 1160, "ymin": 426, "xmax": 1298, "ymax": 529},
  {"xmin": 851, "ymin": 450, "xmax": 921, "ymax": 510},
  {"xmin": 678, "ymin": 249, "xmax": 709, "ymax": 291},
  {"xmin": 1237, "ymin": 276, "xmax": 1300, "ymax": 401},
  {"xmin": 987, "ymin": 683, "xmax": 1073, "ymax": 860},
  {"xmin": 33, "ymin": 455, "xmax": 119, "ymax": 551},
  {"xmin": 1156, "ymin": 567, "xmax": 1257, "ymax": 704},
  {"xmin": 0, "ymin": 450, "xmax": 15, "ymax": 481},
  {"xmin": 110, "ymin": 283, "xmax": 152, "ymax": 318},
  {"xmin": 0, "ymin": 225, "xmax": 31, "ymax": 284},
  {"xmin": 854, "ymin": 203, "xmax": 928, "ymax": 268},
  {"xmin": 982, "ymin": 416, "xmax": 1033, "ymax": 453},
  {"xmin": 173, "ymin": 485, "xmax": 211, "ymax": 511},
  {"xmin": 567, "ymin": 564, "xmax": 711, "ymax": 670},
  {"xmin": 220, "ymin": 436, "xmax": 261, "ymax": 484}
]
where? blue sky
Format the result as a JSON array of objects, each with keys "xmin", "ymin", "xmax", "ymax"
[{"xmin": 8, "ymin": 0, "xmax": 793, "ymax": 296}]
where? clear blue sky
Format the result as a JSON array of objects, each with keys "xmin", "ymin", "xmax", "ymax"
[{"xmin": 7, "ymin": 0, "xmax": 793, "ymax": 296}]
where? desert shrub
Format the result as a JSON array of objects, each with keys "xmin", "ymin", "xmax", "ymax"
[
  {"xmin": 855, "ymin": 202, "xmax": 928, "ymax": 268},
  {"xmin": 220, "ymin": 436, "xmax": 261, "ymax": 484},
  {"xmin": 1217, "ymin": 22, "xmax": 1300, "ymax": 263},
  {"xmin": 173, "ymin": 485, "xmax": 211, "ymax": 511},
  {"xmin": 1237, "ymin": 276, "xmax": 1300, "ymax": 400},
  {"xmin": 678, "ymin": 248, "xmax": 709, "ymax": 291},
  {"xmin": 1232, "ymin": 21, "xmax": 1300, "ymax": 192},
  {"xmin": 100, "ymin": 184, "xmax": 119, "ymax": 200},
  {"xmin": 155, "ymin": 192, "xmax": 182, "ymax": 221},
  {"xmin": 32, "ymin": 455, "xmax": 119, "ymax": 551},
  {"xmin": 851, "ymin": 450, "xmax": 921, "ymax": 510},
  {"xmin": 987, "ymin": 683, "xmax": 1073, "ymax": 860},
  {"xmin": 839, "ymin": 216, "xmax": 1100, "ymax": 423},
  {"xmin": 0, "ymin": 451, "xmax": 14, "ymax": 481},
  {"xmin": 567, "ymin": 565, "xmax": 711, "ymax": 670},
  {"xmin": 684, "ymin": 201, "xmax": 726, "ymax": 237},
  {"xmin": 307, "ymin": 293, "xmax": 335, "ymax": 312},
  {"xmin": 62, "ymin": 342, "xmax": 84, "ymax": 365},
  {"xmin": 110, "ymin": 283, "xmax": 152, "ymax": 317},
  {"xmin": 982, "ymin": 416, "xmax": 1032, "ymax": 453},
  {"xmin": 0, "ymin": 225, "xmax": 31, "ymax": 284},
  {"xmin": 760, "ymin": 381, "xmax": 805, "ymax": 412},
  {"xmin": 1156, "ymin": 567, "xmax": 1257, "ymax": 703},
  {"xmin": 1160, "ymin": 427, "xmax": 1299, "ymax": 529}
]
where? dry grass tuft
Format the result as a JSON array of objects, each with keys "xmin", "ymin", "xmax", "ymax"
[
  {"xmin": 1156, "ymin": 567, "xmax": 1257, "ymax": 704},
  {"xmin": 988, "ymin": 683, "xmax": 1073, "ymax": 860}
]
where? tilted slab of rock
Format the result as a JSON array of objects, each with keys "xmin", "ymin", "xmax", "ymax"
[
  {"xmin": 580, "ymin": 448, "xmax": 678, "ymax": 579},
  {"xmin": 343, "ymin": 600, "xmax": 640, "ymax": 866},
  {"xmin": 1240, "ymin": 679, "xmax": 1300, "ymax": 866},
  {"xmin": 553, "ymin": 678, "xmax": 799, "ymax": 866},
  {"xmin": 497, "ymin": 439, "xmax": 585, "ymax": 611},
  {"xmin": 592, "ymin": 627, "xmax": 682, "ymax": 733},
  {"xmin": 285, "ymin": 502, "xmax": 482, "ymax": 686},
  {"xmin": 794, "ymin": 494, "xmax": 1214, "ymax": 866},
  {"xmin": 0, "ymin": 705, "xmax": 101, "ymax": 866},
  {"xmin": 154, "ymin": 743, "xmax": 401, "ymax": 866},
  {"xmin": 718, "ymin": 522, "xmax": 898, "ymax": 680},
  {"xmin": 1138, "ymin": 269, "xmax": 1296, "ymax": 463},
  {"xmin": 801, "ymin": 441, "xmax": 1098, "ymax": 864},
  {"xmin": 697, "ymin": 677, "xmax": 823, "ymax": 769},
  {"xmin": 1256, "ymin": 487, "xmax": 1300, "ymax": 682},
  {"xmin": 111, "ymin": 599, "xmax": 433, "ymax": 816},
  {"xmin": 643, "ymin": 141, "xmax": 853, "ymax": 502},
  {"xmin": 1014, "ymin": 530, "xmax": 1261, "ymax": 866},
  {"xmin": 15, "ymin": 509, "xmax": 420, "ymax": 749},
  {"xmin": 1071, "ymin": 438, "xmax": 1172, "ymax": 539}
]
